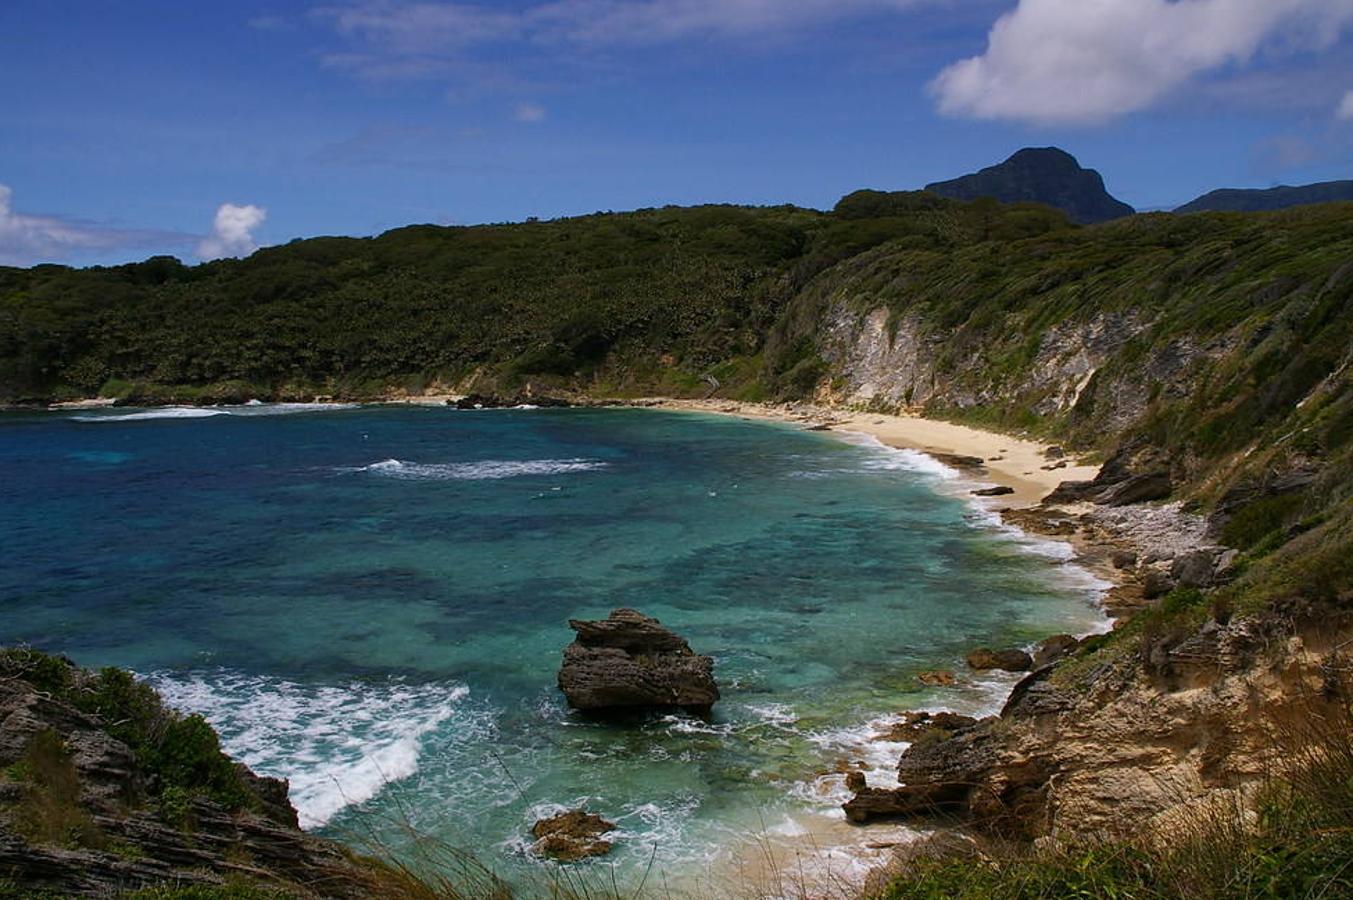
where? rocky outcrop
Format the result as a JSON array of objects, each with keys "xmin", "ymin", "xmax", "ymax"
[
  {"xmin": 530, "ymin": 810, "xmax": 617, "ymax": 862},
  {"xmin": 874, "ymin": 711, "xmax": 979, "ymax": 743},
  {"xmin": 1043, "ymin": 438, "xmax": 1174, "ymax": 506},
  {"xmin": 1030, "ymin": 634, "xmax": 1080, "ymax": 670},
  {"xmin": 846, "ymin": 611, "xmax": 1351, "ymax": 840},
  {"xmin": 966, "ymin": 648, "xmax": 1032, "ymax": 672},
  {"xmin": 845, "ymin": 715, "xmax": 998, "ymax": 823},
  {"xmin": 0, "ymin": 651, "xmax": 391, "ymax": 898},
  {"xmin": 925, "ymin": 147, "xmax": 1135, "ymax": 225},
  {"xmin": 557, "ymin": 609, "xmax": 719, "ymax": 713},
  {"xmin": 453, "ymin": 392, "xmax": 571, "ymax": 409}
]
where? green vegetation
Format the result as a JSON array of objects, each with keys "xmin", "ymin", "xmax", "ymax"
[
  {"xmin": 0, "ymin": 648, "xmax": 254, "ymax": 818},
  {"xmin": 0, "ymin": 198, "xmax": 1071, "ymax": 404},
  {"xmin": 9, "ymin": 728, "xmax": 103, "ymax": 849}
]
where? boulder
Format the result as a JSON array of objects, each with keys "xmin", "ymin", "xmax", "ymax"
[
  {"xmin": 1044, "ymin": 438, "xmax": 1172, "ymax": 506},
  {"xmin": 1110, "ymin": 549, "xmax": 1139, "ymax": 570},
  {"xmin": 965, "ymin": 648, "xmax": 1033, "ymax": 672},
  {"xmin": 1030, "ymin": 634, "xmax": 1080, "ymax": 670},
  {"xmin": 932, "ymin": 453, "xmax": 988, "ymax": 471},
  {"xmin": 557, "ymin": 609, "xmax": 719, "ymax": 713},
  {"xmin": 916, "ymin": 670, "xmax": 956, "ymax": 686},
  {"xmin": 845, "ymin": 719, "xmax": 1000, "ymax": 823},
  {"xmin": 844, "ymin": 783, "xmax": 939, "ymax": 823},
  {"xmin": 1043, "ymin": 479, "xmax": 1099, "ymax": 505},
  {"xmin": 1097, "ymin": 472, "xmax": 1173, "ymax": 506},
  {"xmin": 972, "ymin": 486, "xmax": 1015, "ymax": 497},
  {"xmin": 531, "ymin": 810, "xmax": 616, "ymax": 862},
  {"xmin": 1141, "ymin": 567, "xmax": 1176, "ymax": 600},
  {"xmin": 1171, "ymin": 549, "xmax": 1219, "ymax": 589}
]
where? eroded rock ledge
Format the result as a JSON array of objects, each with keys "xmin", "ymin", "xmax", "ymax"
[
  {"xmin": 0, "ymin": 649, "xmax": 393, "ymax": 898},
  {"xmin": 844, "ymin": 609, "xmax": 1351, "ymax": 843}
]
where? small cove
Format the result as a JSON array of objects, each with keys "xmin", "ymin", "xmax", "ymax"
[{"xmin": 0, "ymin": 404, "xmax": 1108, "ymax": 884}]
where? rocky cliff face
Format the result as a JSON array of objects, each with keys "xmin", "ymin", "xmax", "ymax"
[
  {"xmin": 818, "ymin": 301, "xmax": 1228, "ymax": 442},
  {"xmin": 848, "ymin": 606, "xmax": 1350, "ymax": 844},
  {"xmin": 925, "ymin": 148, "xmax": 1135, "ymax": 225},
  {"xmin": 0, "ymin": 650, "xmax": 393, "ymax": 897}
]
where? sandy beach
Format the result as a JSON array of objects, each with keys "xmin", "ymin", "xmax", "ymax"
[{"xmin": 641, "ymin": 398, "xmax": 1101, "ymax": 508}]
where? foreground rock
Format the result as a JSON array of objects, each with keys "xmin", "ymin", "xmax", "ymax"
[
  {"xmin": 557, "ymin": 609, "xmax": 719, "ymax": 713},
  {"xmin": 845, "ymin": 605, "xmax": 1353, "ymax": 843},
  {"xmin": 531, "ymin": 810, "xmax": 617, "ymax": 862},
  {"xmin": 0, "ymin": 648, "xmax": 397, "ymax": 898},
  {"xmin": 844, "ymin": 715, "xmax": 992, "ymax": 823}
]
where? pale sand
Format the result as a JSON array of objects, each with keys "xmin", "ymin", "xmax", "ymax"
[{"xmin": 642, "ymin": 398, "xmax": 1100, "ymax": 507}]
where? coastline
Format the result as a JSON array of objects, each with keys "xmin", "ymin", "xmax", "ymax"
[
  {"xmin": 620, "ymin": 397, "xmax": 1129, "ymax": 892},
  {"xmin": 37, "ymin": 392, "xmax": 1145, "ymax": 894},
  {"xmin": 632, "ymin": 397, "xmax": 1100, "ymax": 509},
  {"xmin": 37, "ymin": 392, "xmax": 1098, "ymax": 508}
]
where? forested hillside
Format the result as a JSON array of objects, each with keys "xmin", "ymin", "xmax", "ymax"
[{"xmin": 0, "ymin": 196, "xmax": 1071, "ymax": 405}]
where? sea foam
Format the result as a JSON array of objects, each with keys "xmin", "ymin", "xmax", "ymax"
[
  {"xmin": 350, "ymin": 458, "xmax": 608, "ymax": 481},
  {"xmin": 147, "ymin": 670, "xmax": 468, "ymax": 829},
  {"xmin": 71, "ymin": 402, "xmax": 358, "ymax": 422}
]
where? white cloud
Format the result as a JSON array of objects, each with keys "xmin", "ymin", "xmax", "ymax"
[
  {"xmin": 1339, "ymin": 89, "xmax": 1353, "ymax": 120},
  {"xmin": 931, "ymin": 0, "xmax": 1353, "ymax": 125},
  {"xmin": 513, "ymin": 101, "xmax": 546, "ymax": 123},
  {"xmin": 197, "ymin": 203, "xmax": 267, "ymax": 260},
  {"xmin": 0, "ymin": 184, "xmax": 190, "ymax": 267},
  {"xmin": 315, "ymin": 0, "xmax": 923, "ymax": 76}
]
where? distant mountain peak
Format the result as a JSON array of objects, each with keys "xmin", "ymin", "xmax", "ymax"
[
  {"xmin": 1174, "ymin": 180, "xmax": 1353, "ymax": 214},
  {"xmin": 925, "ymin": 147, "xmax": 1135, "ymax": 225}
]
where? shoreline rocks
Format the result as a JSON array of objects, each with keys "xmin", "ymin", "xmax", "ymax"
[
  {"xmin": 531, "ymin": 810, "xmax": 617, "ymax": 862},
  {"xmin": 452, "ymin": 392, "xmax": 571, "ymax": 409},
  {"xmin": 557, "ymin": 609, "xmax": 719, "ymax": 714},
  {"xmin": 965, "ymin": 647, "xmax": 1033, "ymax": 672}
]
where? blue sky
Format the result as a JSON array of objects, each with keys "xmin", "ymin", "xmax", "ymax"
[{"xmin": 3, "ymin": 0, "xmax": 1353, "ymax": 267}]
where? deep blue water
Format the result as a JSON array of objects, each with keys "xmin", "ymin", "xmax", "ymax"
[{"xmin": 0, "ymin": 403, "xmax": 1106, "ymax": 882}]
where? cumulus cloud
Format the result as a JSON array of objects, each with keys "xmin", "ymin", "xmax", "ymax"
[
  {"xmin": 932, "ymin": 0, "xmax": 1353, "ymax": 125},
  {"xmin": 1339, "ymin": 89, "xmax": 1353, "ymax": 120},
  {"xmin": 197, "ymin": 203, "xmax": 267, "ymax": 260},
  {"xmin": 0, "ymin": 184, "xmax": 191, "ymax": 267}
]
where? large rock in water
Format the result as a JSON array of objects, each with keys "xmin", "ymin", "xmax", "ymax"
[
  {"xmin": 531, "ymin": 810, "xmax": 617, "ymax": 862},
  {"xmin": 557, "ymin": 609, "xmax": 719, "ymax": 713},
  {"xmin": 925, "ymin": 147, "xmax": 1134, "ymax": 225}
]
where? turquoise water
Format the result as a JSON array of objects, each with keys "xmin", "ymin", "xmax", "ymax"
[{"xmin": 0, "ymin": 404, "xmax": 1105, "ymax": 880}]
